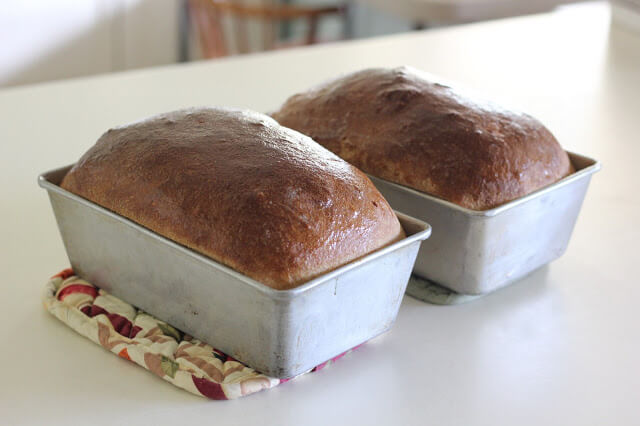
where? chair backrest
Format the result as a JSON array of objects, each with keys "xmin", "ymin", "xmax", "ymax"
[{"xmin": 188, "ymin": 0, "xmax": 346, "ymax": 59}]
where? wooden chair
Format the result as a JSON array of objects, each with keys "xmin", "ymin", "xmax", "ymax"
[{"xmin": 188, "ymin": 0, "xmax": 348, "ymax": 59}]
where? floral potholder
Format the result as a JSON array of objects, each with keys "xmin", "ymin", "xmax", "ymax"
[{"xmin": 43, "ymin": 269, "xmax": 355, "ymax": 400}]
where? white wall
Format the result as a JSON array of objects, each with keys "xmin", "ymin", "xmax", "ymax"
[
  {"xmin": 0, "ymin": 0, "xmax": 414, "ymax": 88},
  {"xmin": 0, "ymin": 0, "xmax": 180, "ymax": 88}
]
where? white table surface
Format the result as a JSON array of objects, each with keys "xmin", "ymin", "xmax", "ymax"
[{"xmin": 1, "ymin": 3, "xmax": 638, "ymax": 425}]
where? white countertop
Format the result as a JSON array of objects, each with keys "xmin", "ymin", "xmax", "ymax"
[{"xmin": 1, "ymin": 3, "xmax": 638, "ymax": 425}]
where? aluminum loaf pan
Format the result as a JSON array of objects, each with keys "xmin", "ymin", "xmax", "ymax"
[
  {"xmin": 368, "ymin": 151, "xmax": 600, "ymax": 295},
  {"xmin": 39, "ymin": 166, "xmax": 431, "ymax": 378}
]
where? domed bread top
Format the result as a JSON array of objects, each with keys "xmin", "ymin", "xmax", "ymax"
[
  {"xmin": 272, "ymin": 67, "xmax": 573, "ymax": 210},
  {"xmin": 61, "ymin": 107, "xmax": 404, "ymax": 290}
]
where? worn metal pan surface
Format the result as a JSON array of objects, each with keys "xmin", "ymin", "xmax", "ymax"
[
  {"xmin": 39, "ymin": 166, "xmax": 431, "ymax": 378},
  {"xmin": 369, "ymin": 151, "xmax": 600, "ymax": 295}
]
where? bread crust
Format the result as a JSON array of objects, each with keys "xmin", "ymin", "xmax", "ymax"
[
  {"xmin": 61, "ymin": 107, "xmax": 404, "ymax": 290},
  {"xmin": 273, "ymin": 67, "xmax": 573, "ymax": 210}
]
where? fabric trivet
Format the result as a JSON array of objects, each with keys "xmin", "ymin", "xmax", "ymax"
[
  {"xmin": 43, "ymin": 269, "xmax": 357, "ymax": 400},
  {"xmin": 406, "ymin": 275, "xmax": 484, "ymax": 305}
]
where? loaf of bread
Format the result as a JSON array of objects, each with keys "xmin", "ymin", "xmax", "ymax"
[
  {"xmin": 272, "ymin": 67, "xmax": 573, "ymax": 210},
  {"xmin": 61, "ymin": 107, "xmax": 404, "ymax": 290}
]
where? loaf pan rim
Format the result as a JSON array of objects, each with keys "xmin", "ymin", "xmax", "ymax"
[{"xmin": 367, "ymin": 151, "xmax": 601, "ymax": 218}]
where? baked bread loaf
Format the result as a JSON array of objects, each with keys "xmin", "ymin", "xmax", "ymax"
[
  {"xmin": 272, "ymin": 67, "xmax": 573, "ymax": 210},
  {"xmin": 61, "ymin": 107, "xmax": 404, "ymax": 290}
]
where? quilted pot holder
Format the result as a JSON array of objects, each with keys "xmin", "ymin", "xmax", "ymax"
[{"xmin": 43, "ymin": 269, "xmax": 357, "ymax": 400}]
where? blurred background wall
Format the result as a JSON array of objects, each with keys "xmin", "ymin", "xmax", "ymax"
[
  {"xmin": 2, "ymin": 0, "xmax": 636, "ymax": 89},
  {"xmin": 0, "ymin": 0, "xmax": 180, "ymax": 87},
  {"xmin": 1, "ymin": 0, "xmax": 413, "ymax": 88}
]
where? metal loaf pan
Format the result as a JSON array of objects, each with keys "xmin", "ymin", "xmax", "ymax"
[
  {"xmin": 368, "ymin": 151, "xmax": 600, "ymax": 295},
  {"xmin": 39, "ymin": 166, "xmax": 431, "ymax": 378}
]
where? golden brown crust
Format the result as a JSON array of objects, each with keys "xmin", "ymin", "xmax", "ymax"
[
  {"xmin": 61, "ymin": 107, "xmax": 403, "ymax": 290},
  {"xmin": 272, "ymin": 67, "xmax": 573, "ymax": 210}
]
